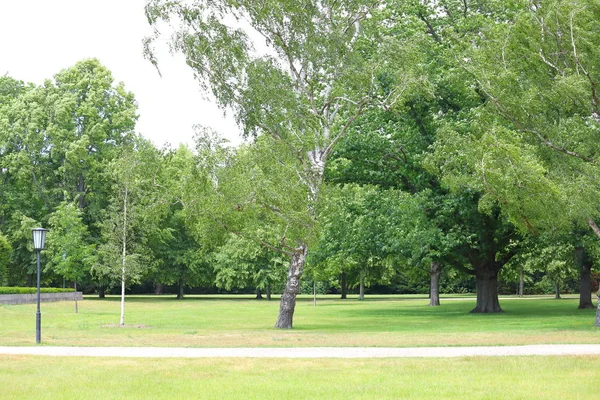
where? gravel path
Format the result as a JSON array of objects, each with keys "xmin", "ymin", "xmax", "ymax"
[{"xmin": 1, "ymin": 344, "xmax": 600, "ymax": 358}]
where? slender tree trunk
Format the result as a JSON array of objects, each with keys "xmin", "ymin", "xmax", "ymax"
[
  {"xmin": 555, "ymin": 282, "xmax": 561, "ymax": 299},
  {"xmin": 576, "ymin": 246, "xmax": 594, "ymax": 308},
  {"xmin": 471, "ymin": 264, "xmax": 502, "ymax": 313},
  {"xmin": 340, "ymin": 271, "xmax": 347, "ymax": 299},
  {"xmin": 429, "ymin": 261, "xmax": 441, "ymax": 306},
  {"xmin": 266, "ymin": 284, "xmax": 271, "ymax": 301},
  {"xmin": 313, "ymin": 280, "xmax": 317, "ymax": 306},
  {"xmin": 596, "ymin": 290, "xmax": 600, "ymax": 326},
  {"xmin": 359, "ymin": 273, "xmax": 365, "ymax": 301},
  {"xmin": 518, "ymin": 265, "xmax": 524, "ymax": 297},
  {"xmin": 74, "ymin": 281, "xmax": 78, "ymax": 314},
  {"xmin": 77, "ymin": 174, "xmax": 86, "ymax": 210},
  {"xmin": 119, "ymin": 186, "xmax": 128, "ymax": 326},
  {"xmin": 177, "ymin": 275, "xmax": 185, "ymax": 300},
  {"xmin": 274, "ymin": 245, "xmax": 307, "ymax": 329}
]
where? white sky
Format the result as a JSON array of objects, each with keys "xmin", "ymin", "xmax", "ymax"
[{"xmin": 0, "ymin": 0, "xmax": 241, "ymax": 148}]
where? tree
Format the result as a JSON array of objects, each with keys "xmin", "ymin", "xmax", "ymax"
[
  {"xmin": 0, "ymin": 231, "xmax": 11, "ymax": 286},
  {"xmin": 145, "ymin": 0, "xmax": 422, "ymax": 328},
  {"xmin": 213, "ymin": 234, "xmax": 285, "ymax": 299},
  {"xmin": 0, "ymin": 61, "xmax": 138, "ymax": 289},
  {"xmin": 94, "ymin": 140, "xmax": 156, "ymax": 325},
  {"xmin": 47, "ymin": 201, "xmax": 97, "ymax": 311},
  {"xmin": 432, "ymin": 0, "xmax": 600, "ymax": 320}
]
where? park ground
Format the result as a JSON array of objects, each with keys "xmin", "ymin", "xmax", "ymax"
[{"xmin": 1, "ymin": 294, "xmax": 599, "ymax": 399}]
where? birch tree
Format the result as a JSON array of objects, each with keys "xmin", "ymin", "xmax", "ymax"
[{"xmin": 145, "ymin": 0, "xmax": 420, "ymax": 328}]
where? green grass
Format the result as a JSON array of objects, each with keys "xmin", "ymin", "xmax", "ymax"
[
  {"xmin": 1, "ymin": 355, "xmax": 598, "ymax": 399},
  {"xmin": 0, "ymin": 294, "xmax": 598, "ymax": 347}
]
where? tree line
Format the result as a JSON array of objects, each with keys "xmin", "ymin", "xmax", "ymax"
[{"xmin": 1, "ymin": 0, "xmax": 600, "ymax": 327}]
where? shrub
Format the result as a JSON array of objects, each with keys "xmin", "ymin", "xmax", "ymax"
[{"xmin": 0, "ymin": 287, "xmax": 75, "ymax": 295}]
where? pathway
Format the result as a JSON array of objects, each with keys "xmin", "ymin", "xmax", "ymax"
[{"xmin": 1, "ymin": 344, "xmax": 600, "ymax": 358}]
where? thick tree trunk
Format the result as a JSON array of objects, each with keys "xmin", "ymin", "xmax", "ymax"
[
  {"xmin": 554, "ymin": 282, "xmax": 561, "ymax": 299},
  {"xmin": 340, "ymin": 271, "xmax": 347, "ymax": 299},
  {"xmin": 98, "ymin": 286, "xmax": 105, "ymax": 298},
  {"xmin": 429, "ymin": 261, "xmax": 441, "ymax": 306},
  {"xmin": 154, "ymin": 283, "xmax": 164, "ymax": 295},
  {"xmin": 256, "ymin": 288, "xmax": 263, "ymax": 300},
  {"xmin": 518, "ymin": 265, "xmax": 524, "ymax": 297},
  {"xmin": 576, "ymin": 247, "xmax": 594, "ymax": 308},
  {"xmin": 274, "ymin": 245, "xmax": 307, "ymax": 329},
  {"xmin": 471, "ymin": 266, "xmax": 503, "ymax": 313},
  {"xmin": 359, "ymin": 273, "xmax": 365, "ymax": 301},
  {"xmin": 177, "ymin": 275, "xmax": 185, "ymax": 300}
]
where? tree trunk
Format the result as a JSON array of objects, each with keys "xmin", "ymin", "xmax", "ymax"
[
  {"xmin": 596, "ymin": 290, "xmax": 600, "ymax": 326},
  {"xmin": 77, "ymin": 173, "xmax": 86, "ymax": 210},
  {"xmin": 154, "ymin": 283, "xmax": 164, "ymax": 295},
  {"xmin": 471, "ymin": 266, "xmax": 502, "ymax": 313},
  {"xmin": 177, "ymin": 275, "xmax": 185, "ymax": 300},
  {"xmin": 119, "ymin": 186, "xmax": 128, "ymax": 326},
  {"xmin": 555, "ymin": 282, "xmax": 561, "ymax": 299},
  {"xmin": 576, "ymin": 247, "xmax": 594, "ymax": 309},
  {"xmin": 256, "ymin": 288, "xmax": 263, "ymax": 300},
  {"xmin": 340, "ymin": 271, "xmax": 347, "ymax": 299},
  {"xmin": 429, "ymin": 261, "xmax": 441, "ymax": 306},
  {"xmin": 266, "ymin": 284, "xmax": 271, "ymax": 301},
  {"xmin": 74, "ymin": 281, "xmax": 78, "ymax": 314},
  {"xmin": 359, "ymin": 273, "xmax": 365, "ymax": 301},
  {"xmin": 518, "ymin": 265, "xmax": 524, "ymax": 297},
  {"xmin": 274, "ymin": 245, "xmax": 307, "ymax": 329},
  {"xmin": 98, "ymin": 286, "xmax": 105, "ymax": 298}
]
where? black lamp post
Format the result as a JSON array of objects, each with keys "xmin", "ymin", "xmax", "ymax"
[{"xmin": 32, "ymin": 227, "xmax": 47, "ymax": 344}]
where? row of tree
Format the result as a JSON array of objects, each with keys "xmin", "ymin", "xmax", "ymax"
[{"xmin": 1, "ymin": 0, "xmax": 600, "ymax": 327}]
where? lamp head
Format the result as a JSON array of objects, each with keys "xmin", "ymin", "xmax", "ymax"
[{"xmin": 32, "ymin": 228, "xmax": 48, "ymax": 251}]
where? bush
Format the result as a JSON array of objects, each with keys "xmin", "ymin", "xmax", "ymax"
[{"xmin": 0, "ymin": 287, "xmax": 75, "ymax": 295}]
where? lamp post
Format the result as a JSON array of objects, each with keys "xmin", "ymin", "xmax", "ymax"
[{"xmin": 32, "ymin": 228, "xmax": 47, "ymax": 344}]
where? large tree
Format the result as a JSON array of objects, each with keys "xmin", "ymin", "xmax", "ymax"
[
  {"xmin": 145, "ymin": 0, "xmax": 421, "ymax": 328},
  {"xmin": 432, "ymin": 0, "xmax": 600, "ymax": 321}
]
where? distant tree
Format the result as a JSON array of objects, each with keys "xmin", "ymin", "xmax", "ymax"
[
  {"xmin": 47, "ymin": 201, "xmax": 97, "ymax": 311},
  {"xmin": 0, "ymin": 231, "xmax": 11, "ymax": 286}
]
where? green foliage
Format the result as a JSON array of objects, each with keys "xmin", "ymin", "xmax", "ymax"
[
  {"xmin": 0, "ymin": 232, "xmax": 11, "ymax": 286},
  {"xmin": 47, "ymin": 201, "xmax": 97, "ymax": 283},
  {"xmin": 213, "ymin": 234, "xmax": 285, "ymax": 292}
]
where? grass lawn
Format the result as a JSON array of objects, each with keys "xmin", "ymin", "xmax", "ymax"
[
  {"xmin": 1, "ymin": 355, "xmax": 599, "ymax": 399},
  {"xmin": 0, "ymin": 294, "xmax": 598, "ymax": 347}
]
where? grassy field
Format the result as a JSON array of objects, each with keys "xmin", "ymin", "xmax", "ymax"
[
  {"xmin": 0, "ymin": 294, "xmax": 598, "ymax": 347},
  {"xmin": 1, "ymin": 295, "xmax": 599, "ymax": 399},
  {"xmin": 1, "ymin": 355, "xmax": 599, "ymax": 399}
]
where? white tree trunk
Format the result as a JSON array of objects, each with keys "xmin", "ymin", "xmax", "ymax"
[{"xmin": 119, "ymin": 186, "xmax": 128, "ymax": 326}]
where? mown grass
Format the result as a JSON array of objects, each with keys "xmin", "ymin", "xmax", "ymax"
[
  {"xmin": 0, "ymin": 294, "xmax": 598, "ymax": 347},
  {"xmin": 1, "ymin": 355, "xmax": 599, "ymax": 399}
]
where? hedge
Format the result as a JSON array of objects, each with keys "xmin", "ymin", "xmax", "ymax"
[{"xmin": 0, "ymin": 287, "xmax": 76, "ymax": 295}]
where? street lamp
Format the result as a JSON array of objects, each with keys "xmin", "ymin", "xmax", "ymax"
[{"xmin": 32, "ymin": 227, "xmax": 47, "ymax": 344}]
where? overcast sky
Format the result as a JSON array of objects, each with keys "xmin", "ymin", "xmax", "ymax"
[{"xmin": 0, "ymin": 0, "xmax": 241, "ymax": 148}]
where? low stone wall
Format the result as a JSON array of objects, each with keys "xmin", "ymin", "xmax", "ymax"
[{"xmin": 0, "ymin": 292, "xmax": 83, "ymax": 305}]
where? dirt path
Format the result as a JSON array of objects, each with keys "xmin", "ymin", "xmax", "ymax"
[{"xmin": 1, "ymin": 344, "xmax": 600, "ymax": 358}]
